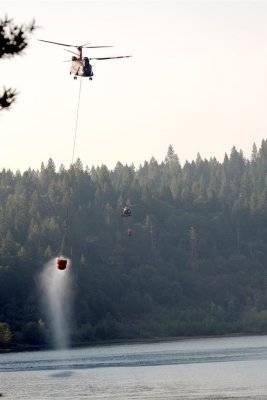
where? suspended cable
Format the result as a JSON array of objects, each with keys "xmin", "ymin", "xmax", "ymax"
[
  {"xmin": 71, "ymin": 77, "xmax": 83, "ymax": 165},
  {"xmin": 60, "ymin": 78, "xmax": 83, "ymax": 256}
]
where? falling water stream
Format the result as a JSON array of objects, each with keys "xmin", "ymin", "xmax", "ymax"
[{"xmin": 39, "ymin": 258, "xmax": 72, "ymax": 349}]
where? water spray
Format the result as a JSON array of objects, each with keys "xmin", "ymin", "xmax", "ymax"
[{"xmin": 39, "ymin": 258, "xmax": 72, "ymax": 349}]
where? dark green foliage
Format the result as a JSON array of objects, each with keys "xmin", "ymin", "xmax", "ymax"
[
  {"xmin": 0, "ymin": 16, "xmax": 35, "ymax": 110},
  {"xmin": 20, "ymin": 320, "xmax": 47, "ymax": 345},
  {"xmin": 0, "ymin": 322, "xmax": 12, "ymax": 343},
  {"xmin": 0, "ymin": 142, "xmax": 267, "ymax": 347}
]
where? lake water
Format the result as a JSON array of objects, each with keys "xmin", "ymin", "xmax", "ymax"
[{"xmin": 0, "ymin": 335, "xmax": 266, "ymax": 399}]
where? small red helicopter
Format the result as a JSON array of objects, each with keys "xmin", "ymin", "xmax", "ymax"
[{"xmin": 38, "ymin": 39, "xmax": 132, "ymax": 80}]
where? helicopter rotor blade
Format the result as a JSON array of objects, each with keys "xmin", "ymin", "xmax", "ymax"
[
  {"xmin": 38, "ymin": 39, "xmax": 77, "ymax": 47},
  {"xmin": 80, "ymin": 42, "xmax": 112, "ymax": 48},
  {"xmin": 90, "ymin": 55, "xmax": 132, "ymax": 60},
  {"xmin": 82, "ymin": 45, "xmax": 113, "ymax": 48},
  {"xmin": 65, "ymin": 49, "xmax": 80, "ymax": 56},
  {"xmin": 38, "ymin": 39, "xmax": 113, "ymax": 49}
]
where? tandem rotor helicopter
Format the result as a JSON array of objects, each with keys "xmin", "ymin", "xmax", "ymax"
[{"xmin": 38, "ymin": 39, "xmax": 132, "ymax": 80}]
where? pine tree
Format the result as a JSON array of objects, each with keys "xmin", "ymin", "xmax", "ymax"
[{"xmin": 0, "ymin": 16, "xmax": 35, "ymax": 110}]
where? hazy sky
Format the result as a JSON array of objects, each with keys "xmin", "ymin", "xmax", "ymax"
[{"xmin": 0, "ymin": 0, "xmax": 266, "ymax": 172}]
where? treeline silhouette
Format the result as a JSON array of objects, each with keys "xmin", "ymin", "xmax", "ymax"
[{"xmin": 0, "ymin": 141, "xmax": 267, "ymax": 347}]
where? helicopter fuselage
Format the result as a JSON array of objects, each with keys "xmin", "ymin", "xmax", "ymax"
[{"xmin": 70, "ymin": 57, "xmax": 93, "ymax": 78}]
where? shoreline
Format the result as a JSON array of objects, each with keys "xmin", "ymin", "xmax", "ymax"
[{"xmin": 1, "ymin": 331, "xmax": 266, "ymax": 353}]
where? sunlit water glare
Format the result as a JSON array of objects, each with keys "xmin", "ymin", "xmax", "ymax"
[{"xmin": 0, "ymin": 335, "xmax": 266, "ymax": 399}]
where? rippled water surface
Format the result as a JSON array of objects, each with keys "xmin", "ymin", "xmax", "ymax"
[{"xmin": 0, "ymin": 335, "xmax": 266, "ymax": 399}]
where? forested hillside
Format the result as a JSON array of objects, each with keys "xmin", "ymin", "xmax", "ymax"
[{"xmin": 0, "ymin": 141, "xmax": 267, "ymax": 347}]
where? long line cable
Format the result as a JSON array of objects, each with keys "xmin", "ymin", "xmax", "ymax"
[
  {"xmin": 71, "ymin": 77, "xmax": 83, "ymax": 165},
  {"xmin": 60, "ymin": 77, "xmax": 83, "ymax": 255}
]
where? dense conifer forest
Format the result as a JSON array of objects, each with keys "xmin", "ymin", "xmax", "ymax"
[{"xmin": 0, "ymin": 141, "xmax": 267, "ymax": 348}]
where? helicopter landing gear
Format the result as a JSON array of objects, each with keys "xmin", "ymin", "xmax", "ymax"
[{"xmin": 89, "ymin": 77, "xmax": 93, "ymax": 80}]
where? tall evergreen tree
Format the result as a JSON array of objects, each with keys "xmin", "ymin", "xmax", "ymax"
[{"xmin": 0, "ymin": 16, "xmax": 35, "ymax": 110}]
